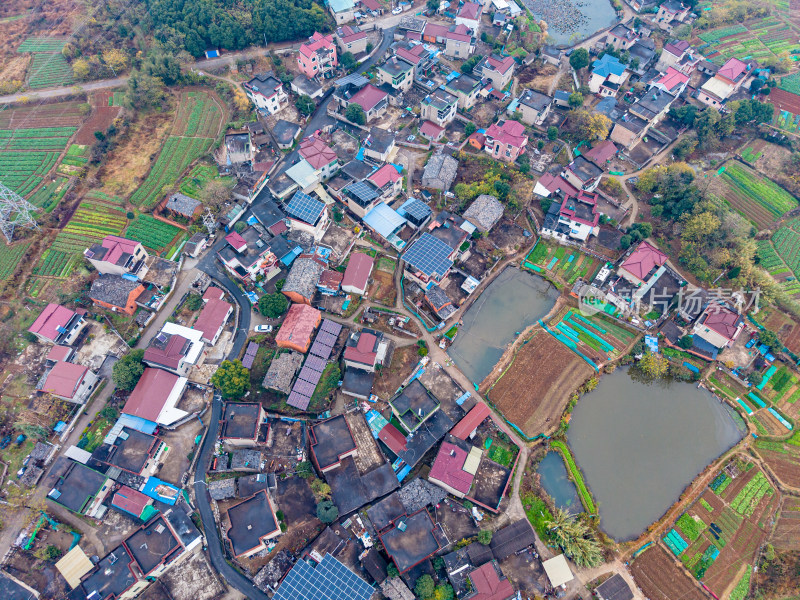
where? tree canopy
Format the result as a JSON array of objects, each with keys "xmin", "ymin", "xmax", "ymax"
[
  {"xmin": 346, "ymin": 103, "xmax": 366, "ymax": 125},
  {"xmin": 112, "ymin": 349, "xmax": 145, "ymax": 391},
  {"xmin": 569, "ymin": 48, "xmax": 589, "ymax": 70},
  {"xmin": 210, "ymin": 359, "xmax": 250, "ymax": 399},
  {"xmin": 316, "ymin": 499, "xmax": 339, "ymax": 523},
  {"xmin": 258, "ymin": 293, "xmax": 288, "ymax": 318}
]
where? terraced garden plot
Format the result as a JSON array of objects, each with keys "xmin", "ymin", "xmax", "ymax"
[
  {"xmin": 27, "ymin": 52, "xmax": 74, "ymax": 89},
  {"xmin": 771, "ymin": 219, "xmax": 800, "ymax": 282},
  {"xmin": 27, "ymin": 176, "xmax": 70, "ymax": 212},
  {"xmin": 124, "ymin": 215, "xmax": 182, "ymax": 251},
  {"xmin": 696, "ymin": 17, "xmax": 800, "ymax": 64},
  {"xmin": 0, "ymin": 101, "xmax": 85, "ymax": 129},
  {"xmin": 172, "ymin": 91, "xmax": 222, "ymax": 137},
  {"xmin": 780, "ymin": 72, "xmax": 800, "ymax": 95},
  {"xmin": 717, "ymin": 162, "xmax": 798, "ymax": 228},
  {"xmin": 85, "ymin": 190, "xmax": 124, "ymax": 205},
  {"xmin": 178, "ymin": 164, "xmax": 233, "ymax": 199},
  {"xmin": 771, "ymin": 497, "xmax": 800, "ymax": 550},
  {"xmin": 16, "ymin": 37, "xmax": 68, "ymax": 53},
  {"xmin": 0, "ymin": 241, "xmax": 31, "ymax": 281},
  {"xmin": 0, "ymin": 151, "xmax": 60, "ymax": 196}
]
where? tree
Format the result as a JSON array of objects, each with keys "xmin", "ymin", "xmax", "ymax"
[
  {"xmin": 547, "ymin": 126, "xmax": 559, "ymax": 141},
  {"xmin": 679, "ymin": 335, "xmax": 694, "ymax": 349},
  {"xmin": 210, "ymin": 360, "xmax": 250, "ymax": 399},
  {"xmin": 310, "ymin": 478, "xmax": 331, "ymax": 498},
  {"xmin": 637, "ymin": 351, "xmax": 669, "ymax": 378},
  {"xmin": 142, "ymin": 50, "xmax": 182, "ymax": 85},
  {"xmin": 72, "ymin": 58, "xmax": 90, "ymax": 80},
  {"xmin": 258, "ymin": 293, "xmax": 288, "ymax": 318},
  {"xmin": 568, "ymin": 92, "xmax": 584, "ymax": 108},
  {"xmin": 296, "ymin": 461, "xmax": 314, "ymax": 478},
  {"xmin": 545, "ymin": 509, "xmax": 603, "ymax": 567},
  {"xmin": 748, "ymin": 370, "xmax": 763, "ymax": 386},
  {"xmin": 493, "ymin": 180, "xmax": 511, "ymax": 200},
  {"xmin": 672, "ymin": 136, "xmax": 697, "ymax": 160},
  {"xmin": 758, "ymin": 329, "xmax": 780, "ymax": 349},
  {"xmin": 465, "ymin": 122, "xmax": 476, "ymax": 136},
  {"xmin": 569, "ymin": 48, "xmax": 589, "ymax": 70},
  {"xmin": 426, "ymin": 0, "xmax": 439, "ymax": 10},
  {"xmin": 125, "ymin": 71, "xmax": 167, "ymax": 111},
  {"xmin": 750, "ymin": 78, "xmax": 764, "ymax": 93},
  {"xmin": 415, "ymin": 575, "xmax": 435, "ymax": 600},
  {"xmin": 112, "ymin": 349, "xmax": 145, "ymax": 391},
  {"xmin": 316, "ymin": 500, "xmax": 339, "ymax": 523},
  {"xmin": 201, "ymin": 179, "xmax": 234, "ymax": 212},
  {"xmin": 460, "ymin": 54, "xmax": 483, "ymax": 74},
  {"xmin": 434, "ymin": 584, "xmax": 455, "ymax": 600},
  {"xmin": 346, "ymin": 103, "xmax": 366, "ymax": 125},
  {"xmin": 296, "ymin": 94, "xmax": 315, "ymax": 116},
  {"xmin": 185, "ymin": 293, "xmax": 203, "ymax": 311},
  {"xmin": 102, "ymin": 49, "xmax": 129, "ymax": 74},
  {"xmin": 340, "ymin": 51, "xmax": 357, "ymax": 70},
  {"xmin": 566, "ymin": 109, "xmax": 611, "ymax": 141},
  {"xmin": 387, "ymin": 563, "xmax": 400, "ymax": 578},
  {"xmin": 477, "ymin": 529, "xmax": 493, "ymax": 545}
]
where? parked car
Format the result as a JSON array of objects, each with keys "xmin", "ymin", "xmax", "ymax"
[
  {"xmin": 254, "ymin": 325, "xmax": 273, "ymax": 333},
  {"xmin": 392, "ymin": 6, "xmax": 402, "ymax": 14}
]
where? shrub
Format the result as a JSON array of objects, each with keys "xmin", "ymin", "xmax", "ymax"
[
  {"xmin": 185, "ymin": 293, "xmax": 203, "ymax": 311},
  {"xmin": 112, "ymin": 349, "xmax": 145, "ymax": 391},
  {"xmin": 316, "ymin": 500, "xmax": 339, "ymax": 523},
  {"xmin": 477, "ymin": 529, "xmax": 492, "ymax": 545}
]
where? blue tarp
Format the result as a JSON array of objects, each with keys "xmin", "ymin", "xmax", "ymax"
[
  {"xmin": 141, "ymin": 477, "xmax": 180, "ymax": 505},
  {"xmin": 683, "ymin": 362, "xmax": 699, "ymax": 374}
]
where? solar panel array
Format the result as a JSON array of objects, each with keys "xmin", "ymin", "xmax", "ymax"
[
  {"xmin": 304, "ymin": 355, "xmax": 327, "ymax": 373},
  {"xmin": 299, "ymin": 365, "xmax": 322, "ymax": 385},
  {"xmin": 403, "ymin": 199, "xmax": 432, "ymax": 221},
  {"xmin": 273, "ymin": 554, "xmax": 374, "ymax": 600},
  {"xmin": 287, "ymin": 390, "xmax": 311, "ymax": 410},
  {"xmin": 315, "ymin": 330, "xmax": 338, "ymax": 347},
  {"xmin": 286, "ymin": 191, "xmax": 324, "ymax": 225},
  {"xmin": 320, "ymin": 319, "xmax": 343, "ymax": 336},
  {"xmin": 345, "ymin": 181, "xmax": 380, "ymax": 203},
  {"xmin": 401, "ymin": 233, "xmax": 454, "ymax": 279},
  {"xmin": 287, "ymin": 319, "xmax": 342, "ymax": 410},
  {"xmin": 310, "ymin": 339, "xmax": 334, "ymax": 359},
  {"xmin": 241, "ymin": 342, "xmax": 260, "ymax": 369}
]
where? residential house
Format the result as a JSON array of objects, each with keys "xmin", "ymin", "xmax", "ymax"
[
  {"xmin": 38, "ymin": 361, "xmax": 99, "ymax": 404},
  {"xmin": 226, "ymin": 491, "xmax": 280, "ymax": 558},
  {"xmin": 610, "ymin": 113, "xmax": 649, "ymax": 148},
  {"xmin": 532, "ymin": 172, "xmax": 580, "ymax": 198},
  {"xmin": 164, "ymin": 192, "xmax": 202, "ymax": 220},
  {"xmin": 284, "ymin": 190, "xmax": 329, "ymax": 241},
  {"xmin": 225, "ymin": 132, "xmax": 254, "ymax": 165},
  {"xmin": 380, "ymin": 509, "xmax": 443, "ymax": 573},
  {"xmin": 397, "ymin": 198, "xmax": 432, "ymax": 229},
  {"xmin": 298, "ymin": 32, "xmax": 338, "ymax": 80},
  {"xmin": 310, "ymin": 415, "xmax": 357, "ymax": 472},
  {"xmin": 276, "ymin": 304, "xmax": 322, "ymax": 353},
  {"xmin": 395, "ymin": 42, "xmax": 435, "ymax": 77},
  {"xmin": 221, "ymin": 402, "xmax": 266, "ymax": 447},
  {"xmin": 193, "ymin": 295, "xmax": 233, "ymax": 345},
  {"xmin": 540, "ymin": 45, "xmax": 561, "ymax": 66},
  {"xmin": 421, "ymin": 89, "xmax": 458, "ymax": 127},
  {"xmin": 628, "ymin": 38, "xmax": 657, "ymax": 74},
  {"xmin": 363, "ymin": 202, "xmax": 408, "ymax": 249},
  {"xmin": 243, "ymin": 72, "xmax": 288, "ymax": 115},
  {"xmin": 595, "ymin": 574, "xmax": 635, "ymax": 600},
  {"xmin": 342, "ymin": 252, "xmax": 374, "ymax": 295},
  {"xmin": 463, "ymin": 194, "xmax": 504, "ymax": 232},
  {"xmin": 456, "ymin": 1, "xmax": 483, "ymax": 32},
  {"xmin": 422, "ymin": 152, "xmax": 458, "ymax": 190},
  {"xmin": 656, "ymin": 39, "xmax": 691, "ymax": 71},
  {"xmin": 582, "ymin": 140, "xmax": 618, "ymax": 168},
  {"xmin": 335, "ymin": 25, "xmax": 369, "ymax": 54},
  {"xmin": 475, "ymin": 54, "xmax": 516, "ymax": 91},
  {"xmin": 422, "ymin": 23, "xmax": 476, "ymax": 59},
  {"xmin": 318, "ymin": 269, "xmax": 343, "ymax": 295},
  {"xmin": 428, "ymin": 438, "xmax": 482, "ymax": 498},
  {"xmin": 420, "ymin": 119, "xmax": 445, "ymax": 142},
  {"xmin": 618, "ymin": 240, "xmax": 668, "ymax": 287},
  {"xmin": 541, "ymin": 191, "xmax": 601, "ymax": 242},
  {"xmin": 692, "ymin": 304, "xmax": 745, "ymax": 350},
  {"xmin": 122, "ymin": 367, "xmax": 190, "ymax": 430},
  {"xmin": 342, "ymin": 178, "xmax": 383, "ymax": 217},
  {"xmin": 390, "ymin": 378, "xmax": 441, "ymax": 433},
  {"xmin": 282, "ymin": 254, "xmax": 325, "ymax": 304},
  {"xmin": 263, "ymin": 351, "xmax": 303, "ymax": 394},
  {"xmin": 484, "ymin": 119, "xmax": 528, "ymax": 162},
  {"xmin": 286, "ymin": 158, "xmax": 321, "ymax": 194},
  {"xmin": 28, "ymin": 303, "xmax": 87, "ymax": 345},
  {"xmin": 605, "ymin": 22, "xmax": 639, "ymax": 51},
  {"xmin": 48, "ymin": 460, "xmax": 111, "ymax": 518},
  {"xmin": 92, "ymin": 426, "xmax": 166, "ymax": 480},
  {"xmin": 401, "ymin": 232, "xmax": 456, "ymax": 285},
  {"xmin": 363, "ymin": 127, "xmax": 396, "ymax": 161},
  {"xmin": 143, "ymin": 323, "xmax": 204, "ymax": 376},
  {"xmin": 425, "ymin": 284, "xmax": 456, "ymax": 321},
  {"xmin": 553, "ymin": 89, "xmax": 571, "ymax": 108},
  {"xmin": 626, "ymin": 0, "xmax": 657, "ymax": 11},
  {"xmin": 343, "ymin": 329, "xmax": 389, "ymax": 372},
  {"xmin": 589, "ymin": 54, "xmax": 628, "ymax": 96},
  {"xmin": 273, "ymin": 119, "xmax": 302, "ymax": 150},
  {"xmin": 328, "ymin": 0, "xmax": 356, "ymax": 24},
  {"xmin": 445, "ymin": 74, "xmax": 482, "ymax": 110},
  {"xmin": 290, "ymin": 74, "xmax": 324, "ymax": 99},
  {"xmin": 651, "ymin": 67, "xmax": 690, "ymax": 96},
  {"xmin": 512, "ymin": 88, "xmax": 552, "ymax": 126},
  {"xmin": 368, "ymin": 164, "xmax": 403, "ymax": 201},
  {"xmin": 88, "ymin": 274, "xmax": 145, "ymax": 315},
  {"xmin": 84, "ymin": 235, "xmax": 148, "ymax": 277},
  {"xmin": 346, "ymin": 83, "xmax": 390, "ymax": 122},
  {"xmin": 377, "ymin": 56, "xmax": 415, "ymax": 92},
  {"xmin": 629, "ymin": 88, "xmax": 676, "ymax": 125},
  {"xmin": 218, "ymin": 227, "xmax": 282, "ymax": 281},
  {"xmin": 183, "ymin": 232, "xmax": 208, "ymax": 258},
  {"xmin": 299, "ymin": 136, "xmax": 339, "ymax": 181},
  {"xmin": 465, "ymin": 561, "xmax": 515, "ymax": 600},
  {"xmin": 654, "ymin": 0, "xmax": 691, "ymax": 32},
  {"xmin": 698, "ymin": 57, "xmax": 751, "ymax": 107}
]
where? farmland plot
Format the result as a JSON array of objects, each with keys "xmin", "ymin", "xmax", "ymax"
[
  {"xmin": 125, "ymin": 215, "xmax": 182, "ymax": 252},
  {"xmin": 0, "ymin": 241, "xmax": 31, "ymax": 281},
  {"xmin": 716, "ymin": 162, "xmax": 798, "ymax": 228},
  {"xmin": 771, "ymin": 496, "xmax": 800, "ymax": 550},
  {"xmin": 27, "ymin": 52, "xmax": 73, "ymax": 89},
  {"xmin": 753, "ymin": 436, "xmax": 800, "ymax": 488},
  {"xmin": 631, "ymin": 544, "xmax": 708, "ymax": 600}
]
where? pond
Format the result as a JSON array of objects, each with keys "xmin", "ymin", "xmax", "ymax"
[
  {"xmin": 567, "ymin": 368, "xmax": 746, "ymax": 541},
  {"xmin": 537, "ymin": 452, "xmax": 582, "ymax": 514},
  {"xmin": 520, "ymin": 0, "xmax": 618, "ymax": 46},
  {"xmin": 448, "ymin": 267, "xmax": 558, "ymax": 386}
]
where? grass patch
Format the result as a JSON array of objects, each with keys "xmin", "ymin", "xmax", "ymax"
[
  {"xmin": 550, "ymin": 440, "xmax": 596, "ymax": 513},
  {"xmin": 522, "ymin": 492, "xmax": 554, "ymax": 540}
]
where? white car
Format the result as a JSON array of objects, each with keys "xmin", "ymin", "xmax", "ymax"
[
  {"xmin": 392, "ymin": 6, "xmax": 402, "ymax": 14},
  {"xmin": 254, "ymin": 325, "xmax": 273, "ymax": 333}
]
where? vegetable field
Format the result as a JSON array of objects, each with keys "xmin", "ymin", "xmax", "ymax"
[
  {"xmin": 27, "ymin": 53, "xmax": 74, "ymax": 89},
  {"xmin": 128, "ymin": 91, "xmax": 223, "ymax": 208},
  {"xmin": 0, "ymin": 242, "xmax": 31, "ymax": 281},
  {"xmin": 780, "ymin": 73, "xmax": 800, "ymax": 95},
  {"xmin": 17, "ymin": 37, "xmax": 67, "ymax": 53},
  {"xmin": 27, "ymin": 176, "xmax": 70, "ymax": 212},
  {"xmin": 772, "ymin": 218, "xmax": 800, "ymax": 281},
  {"xmin": 716, "ymin": 162, "xmax": 798, "ymax": 228},
  {"xmin": 125, "ymin": 215, "xmax": 182, "ymax": 251},
  {"xmin": 0, "ymin": 151, "xmax": 60, "ymax": 196},
  {"xmin": 550, "ymin": 440, "xmax": 595, "ymax": 513},
  {"xmin": 0, "ymin": 127, "xmax": 76, "ymax": 150},
  {"xmin": 34, "ymin": 201, "xmax": 128, "ymax": 278},
  {"xmin": 696, "ymin": 16, "xmax": 800, "ymax": 64},
  {"xmin": 179, "ymin": 164, "xmax": 233, "ymax": 198}
]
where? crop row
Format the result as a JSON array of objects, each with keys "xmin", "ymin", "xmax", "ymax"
[
  {"xmin": 677, "ymin": 513, "xmax": 705, "ymax": 541},
  {"xmin": 124, "ymin": 215, "xmax": 182, "ymax": 250},
  {"xmin": 33, "ymin": 249, "xmax": 75, "ymax": 277},
  {"xmin": 0, "ymin": 127, "xmax": 77, "ymax": 138},
  {"xmin": 17, "ymin": 37, "xmax": 67, "ymax": 52},
  {"xmin": 550, "ymin": 440, "xmax": 596, "ymax": 513},
  {"xmin": 129, "ymin": 136, "xmax": 213, "ymax": 207},
  {"xmin": 28, "ymin": 53, "xmax": 74, "ymax": 89},
  {"xmin": 0, "ymin": 137, "xmax": 72, "ymax": 151},
  {"xmin": 179, "ymin": 164, "xmax": 232, "ymax": 198},
  {"xmin": 722, "ymin": 163, "xmax": 798, "ymax": 218},
  {"xmin": 730, "ymin": 471, "xmax": 772, "ymax": 516},
  {"xmin": 0, "ymin": 242, "xmax": 31, "ymax": 280},
  {"xmin": 699, "ymin": 25, "xmax": 748, "ymax": 43},
  {"xmin": 0, "ymin": 151, "xmax": 59, "ymax": 196},
  {"xmin": 772, "ymin": 226, "xmax": 800, "ymax": 278},
  {"xmin": 27, "ymin": 177, "xmax": 69, "ymax": 211},
  {"xmin": 780, "ymin": 72, "xmax": 800, "ymax": 95}
]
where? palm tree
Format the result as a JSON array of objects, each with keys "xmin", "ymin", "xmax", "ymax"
[{"xmin": 545, "ymin": 509, "xmax": 604, "ymax": 568}]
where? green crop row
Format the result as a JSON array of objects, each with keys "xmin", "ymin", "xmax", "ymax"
[
  {"xmin": 17, "ymin": 37, "xmax": 67, "ymax": 53},
  {"xmin": 550, "ymin": 440, "xmax": 596, "ymax": 513},
  {"xmin": 27, "ymin": 177, "xmax": 69, "ymax": 211},
  {"xmin": 779, "ymin": 72, "xmax": 800, "ymax": 95},
  {"xmin": 677, "ymin": 513, "xmax": 706, "ymax": 541},
  {"xmin": 772, "ymin": 225, "xmax": 800, "ymax": 278},
  {"xmin": 730, "ymin": 569, "xmax": 751, "ymax": 600},
  {"xmin": 28, "ymin": 53, "xmax": 74, "ymax": 89},
  {"xmin": 730, "ymin": 471, "xmax": 772, "ymax": 516},
  {"xmin": 0, "ymin": 242, "xmax": 31, "ymax": 280},
  {"xmin": 722, "ymin": 163, "xmax": 798, "ymax": 219},
  {"xmin": 699, "ymin": 25, "xmax": 748, "ymax": 43},
  {"xmin": 124, "ymin": 215, "xmax": 182, "ymax": 250},
  {"xmin": 0, "ymin": 127, "xmax": 77, "ymax": 138}
]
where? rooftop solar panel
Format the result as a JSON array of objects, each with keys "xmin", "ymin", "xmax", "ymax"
[
  {"xmin": 320, "ymin": 319, "xmax": 343, "ymax": 336},
  {"xmin": 273, "ymin": 554, "xmax": 374, "ymax": 600},
  {"xmin": 293, "ymin": 380, "xmax": 317, "ymax": 397},
  {"xmin": 401, "ymin": 232, "xmax": 454, "ymax": 280},
  {"xmin": 241, "ymin": 354, "xmax": 255, "ymax": 369},
  {"xmin": 245, "ymin": 342, "xmax": 259, "ymax": 356},
  {"xmin": 299, "ymin": 365, "xmax": 322, "ymax": 385},
  {"xmin": 304, "ymin": 355, "xmax": 327, "ymax": 372},
  {"xmin": 286, "ymin": 191, "xmax": 325, "ymax": 225},
  {"xmin": 315, "ymin": 331, "xmax": 338, "ymax": 347},
  {"xmin": 401, "ymin": 199, "xmax": 432, "ymax": 220},
  {"xmin": 310, "ymin": 340, "xmax": 333, "ymax": 359},
  {"xmin": 345, "ymin": 180, "xmax": 380, "ymax": 203},
  {"xmin": 287, "ymin": 391, "xmax": 311, "ymax": 410}
]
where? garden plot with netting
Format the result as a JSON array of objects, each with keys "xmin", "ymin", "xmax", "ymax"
[
  {"xmin": 34, "ymin": 201, "xmax": 128, "ymax": 278},
  {"xmin": 124, "ymin": 215, "xmax": 182, "ymax": 252},
  {"xmin": 662, "ymin": 460, "xmax": 778, "ymax": 598},
  {"xmin": 696, "ymin": 17, "xmax": 800, "ymax": 64},
  {"xmin": 545, "ymin": 308, "xmax": 635, "ymax": 364}
]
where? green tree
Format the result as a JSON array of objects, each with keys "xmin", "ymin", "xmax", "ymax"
[
  {"xmin": 465, "ymin": 122, "xmax": 476, "ymax": 136},
  {"xmin": 427, "ymin": 0, "xmax": 439, "ymax": 10},
  {"xmin": 434, "ymin": 584, "xmax": 455, "ymax": 600},
  {"xmin": 568, "ymin": 92, "xmax": 584, "ymax": 108},
  {"xmin": 296, "ymin": 461, "xmax": 314, "ymax": 478},
  {"xmin": 296, "ymin": 94, "xmax": 315, "ymax": 116},
  {"xmin": 547, "ymin": 126, "xmax": 559, "ymax": 141},
  {"xmin": 545, "ymin": 509, "xmax": 603, "ymax": 568},
  {"xmin": 185, "ymin": 293, "xmax": 203, "ymax": 311},
  {"xmin": 316, "ymin": 500, "xmax": 339, "ymax": 523},
  {"xmin": 493, "ymin": 180, "xmax": 511, "ymax": 200},
  {"xmin": 258, "ymin": 293, "xmax": 288, "ymax": 318},
  {"xmin": 340, "ymin": 51, "xmax": 357, "ymax": 70},
  {"xmin": 637, "ymin": 351, "xmax": 669, "ymax": 378},
  {"xmin": 748, "ymin": 370, "xmax": 763, "ymax": 386},
  {"xmin": 477, "ymin": 529, "xmax": 493, "ymax": 545},
  {"xmin": 346, "ymin": 103, "xmax": 367, "ymax": 125},
  {"xmin": 679, "ymin": 335, "xmax": 694, "ymax": 349},
  {"xmin": 387, "ymin": 563, "xmax": 400, "ymax": 578},
  {"xmin": 142, "ymin": 50, "xmax": 182, "ymax": 85},
  {"xmin": 112, "ymin": 349, "xmax": 145, "ymax": 391},
  {"xmin": 569, "ymin": 48, "xmax": 590, "ymax": 70},
  {"xmin": 415, "ymin": 574, "xmax": 435, "ymax": 600},
  {"xmin": 125, "ymin": 71, "xmax": 167, "ymax": 111},
  {"xmin": 210, "ymin": 360, "xmax": 250, "ymax": 399},
  {"xmin": 758, "ymin": 329, "xmax": 781, "ymax": 349},
  {"xmin": 310, "ymin": 477, "xmax": 332, "ymax": 498}
]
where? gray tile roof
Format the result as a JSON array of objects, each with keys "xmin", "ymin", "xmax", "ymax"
[
  {"xmin": 283, "ymin": 256, "xmax": 325, "ymax": 301},
  {"xmin": 89, "ymin": 274, "xmax": 142, "ymax": 308},
  {"xmin": 463, "ymin": 194, "xmax": 503, "ymax": 231},
  {"xmin": 422, "ymin": 153, "xmax": 458, "ymax": 190}
]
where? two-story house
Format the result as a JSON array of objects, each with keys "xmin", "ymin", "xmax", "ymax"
[
  {"xmin": 298, "ymin": 136, "xmax": 339, "ymax": 182},
  {"xmin": 342, "ymin": 83, "xmax": 389, "ymax": 122},
  {"xmin": 219, "ymin": 227, "xmax": 282, "ymax": 282},
  {"xmin": 692, "ymin": 303, "xmax": 745, "ymax": 351},
  {"xmin": 484, "ymin": 119, "xmax": 528, "ymax": 162},
  {"xmin": 455, "ymin": 1, "xmax": 483, "ymax": 32},
  {"xmin": 28, "ymin": 303, "xmax": 87, "ymax": 345},
  {"xmin": 298, "ymin": 32, "xmax": 338, "ymax": 80},
  {"xmin": 328, "ymin": 0, "xmax": 355, "ymax": 24},
  {"xmin": 512, "ymin": 88, "xmax": 552, "ymax": 126},
  {"xmin": 541, "ymin": 191, "xmax": 601, "ymax": 243},
  {"xmin": 335, "ymin": 25, "xmax": 369, "ymax": 54},
  {"xmin": 242, "ymin": 72, "xmax": 288, "ymax": 115},
  {"xmin": 589, "ymin": 54, "xmax": 628, "ymax": 96},
  {"xmin": 376, "ymin": 56, "xmax": 415, "ymax": 92},
  {"xmin": 443, "ymin": 25, "xmax": 476, "ymax": 59},
  {"xmin": 563, "ymin": 155, "xmax": 603, "ymax": 192},
  {"xmin": 284, "ymin": 190, "xmax": 330, "ymax": 241},
  {"xmin": 38, "ymin": 361, "xmax": 99, "ymax": 404},
  {"xmin": 605, "ymin": 22, "xmax": 639, "ymax": 51},
  {"xmin": 654, "ymin": 0, "xmax": 691, "ymax": 32},
  {"xmin": 445, "ymin": 74, "xmax": 481, "ymax": 110},
  {"xmin": 84, "ymin": 235, "xmax": 148, "ymax": 277},
  {"xmin": 475, "ymin": 54, "xmax": 516, "ymax": 91},
  {"xmin": 367, "ymin": 164, "xmax": 404, "ymax": 201},
  {"xmin": 143, "ymin": 323, "xmax": 205, "ymax": 376},
  {"xmin": 421, "ymin": 89, "xmax": 458, "ymax": 127},
  {"xmin": 698, "ymin": 57, "xmax": 752, "ymax": 108}
]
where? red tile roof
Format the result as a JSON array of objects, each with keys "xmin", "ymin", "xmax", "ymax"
[
  {"xmin": 717, "ymin": 58, "xmax": 747, "ymax": 82},
  {"xmin": 360, "ymin": 0, "xmax": 381, "ymax": 10},
  {"xmin": 123, "ymin": 368, "xmax": 180, "ymax": 422},
  {"xmin": 468, "ymin": 562, "xmax": 515, "ymax": 600},
  {"xmin": 378, "ymin": 423, "xmax": 408, "ymax": 454},
  {"xmin": 38, "ymin": 361, "xmax": 89, "ymax": 398},
  {"xmin": 99, "ymin": 235, "xmax": 140, "ymax": 265},
  {"xmin": 225, "ymin": 231, "xmax": 247, "ymax": 251},
  {"xmin": 276, "ymin": 304, "xmax": 321, "ymax": 349},
  {"xmin": 420, "ymin": 120, "xmax": 445, "ymax": 139},
  {"xmin": 112, "ymin": 486, "xmax": 150, "ymax": 516},
  {"xmin": 424, "ymin": 23, "xmax": 449, "ymax": 39},
  {"xmin": 203, "ymin": 286, "xmax": 225, "ymax": 302},
  {"xmin": 583, "ymin": 140, "xmax": 617, "ymax": 164},
  {"xmin": 299, "ymin": 32, "xmax": 335, "ymax": 58},
  {"xmin": 28, "ymin": 303, "xmax": 78, "ymax": 341},
  {"xmin": 664, "ymin": 40, "xmax": 690, "ymax": 57},
  {"xmin": 342, "ymin": 252, "xmax": 374, "ymax": 291},
  {"xmin": 446, "ymin": 26, "xmax": 472, "ymax": 42},
  {"xmin": 397, "ymin": 47, "xmax": 423, "ymax": 65},
  {"xmin": 193, "ymin": 298, "xmax": 233, "ymax": 343},
  {"xmin": 537, "ymin": 173, "xmax": 580, "ymax": 198},
  {"xmin": 458, "ymin": 1, "xmax": 482, "ymax": 20},
  {"xmin": 429, "ymin": 442, "xmax": 474, "ymax": 494},
  {"xmin": 656, "ymin": 67, "xmax": 689, "ymax": 93},
  {"xmin": 351, "ymin": 84, "xmax": 388, "ymax": 112},
  {"xmin": 344, "ymin": 332, "xmax": 378, "ymax": 365},
  {"xmin": 485, "ymin": 120, "xmax": 527, "ymax": 149},
  {"xmin": 699, "ymin": 305, "xmax": 742, "ymax": 341},
  {"xmin": 486, "ymin": 55, "xmax": 516, "ymax": 74},
  {"xmin": 299, "ymin": 137, "xmax": 338, "ymax": 169},
  {"xmin": 47, "ymin": 345, "xmax": 73, "ymax": 362},
  {"xmin": 620, "ymin": 240, "xmax": 667, "ymax": 281},
  {"xmin": 450, "ymin": 402, "xmax": 490, "ymax": 440},
  {"xmin": 318, "ymin": 269, "xmax": 344, "ymax": 290},
  {"xmin": 368, "ymin": 164, "xmax": 402, "ymax": 189},
  {"xmin": 143, "ymin": 334, "xmax": 189, "ymax": 370}
]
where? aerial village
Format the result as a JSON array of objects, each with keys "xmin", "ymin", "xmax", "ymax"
[{"xmin": 0, "ymin": 0, "xmax": 800, "ymax": 598}]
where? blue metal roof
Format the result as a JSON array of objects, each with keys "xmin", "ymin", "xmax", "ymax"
[
  {"xmin": 363, "ymin": 203, "xmax": 406, "ymax": 238},
  {"xmin": 274, "ymin": 554, "xmax": 373, "ymax": 600},
  {"xmin": 141, "ymin": 477, "xmax": 180, "ymax": 505}
]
